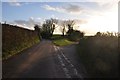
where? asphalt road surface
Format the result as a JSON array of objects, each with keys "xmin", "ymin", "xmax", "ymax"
[{"xmin": 2, "ymin": 40, "xmax": 87, "ymax": 79}]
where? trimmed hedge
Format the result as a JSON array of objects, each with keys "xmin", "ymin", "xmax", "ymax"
[
  {"xmin": 2, "ymin": 24, "xmax": 40, "ymax": 60},
  {"xmin": 77, "ymin": 36, "xmax": 118, "ymax": 78}
]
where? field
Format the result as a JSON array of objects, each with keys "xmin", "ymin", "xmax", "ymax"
[{"xmin": 77, "ymin": 36, "xmax": 119, "ymax": 78}]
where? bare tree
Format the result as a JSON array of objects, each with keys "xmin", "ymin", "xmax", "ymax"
[
  {"xmin": 41, "ymin": 18, "xmax": 58, "ymax": 38},
  {"xmin": 67, "ymin": 20, "xmax": 75, "ymax": 30},
  {"xmin": 34, "ymin": 24, "xmax": 42, "ymax": 40},
  {"xmin": 66, "ymin": 20, "xmax": 75, "ymax": 35},
  {"xmin": 60, "ymin": 20, "xmax": 67, "ymax": 36},
  {"xmin": 59, "ymin": 20, "xmax": 75, "ymax": 36},
  {"xmin": 50, "ymin": 18, "xmax": 58, "ymax": 35}
]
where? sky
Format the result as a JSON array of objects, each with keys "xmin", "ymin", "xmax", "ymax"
[{"xmin": 1, "ymin": 0, "xmax": 119, "ymax": 35}]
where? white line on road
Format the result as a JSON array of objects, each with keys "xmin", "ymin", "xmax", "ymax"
[
  {"xmin": 54, "ymin": 46, "xmax": 83, "ymax": 79},
  {"xmin": 54, "ymin": 46, "xmax": 71, "ymax": 78},
  {"xmin": 57, "ymin": 54, "xmax": 65, "ymax": 67},
  {"xmin": 57, "ymin": 54, "xmax": 71, "ymax": 78},
  {"xmin": 63, "ymin": 68, "xmax": 71, "ymax": 78},
  {"xmin": 74, "ymin": 68, "xmax": 78, "ymax": 75},
  {"xmin": 54, "ymin": 46, "xmax": 57, "ymax": 51}
]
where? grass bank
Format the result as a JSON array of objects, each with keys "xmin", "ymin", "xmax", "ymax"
[
  {"xmin": 77, "ymin": 36, "xmax": 119, "ymax": 78},
  {"xmin": 51, "ymin": 35, "xmax": 74, "ymax": 46}
]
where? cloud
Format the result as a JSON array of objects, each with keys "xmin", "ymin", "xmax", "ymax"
[
  {"xmin": 36, "ymin": 17, "xmax": 41, "ymax": 20},
  {"xmin": 10, "ymin": 17, "xmax": 87, "ymax": 30},
  {"xmin": 78, "ymin": 1, "xmax": 118, "ymax": 18},
  {"xmin": 87, "ymin": 0, "xmax": 118, "ymax": 11},
  {"xmin": 12, "ymin": 17, "xmax": 42, "ymax": 30},
  {"xmin": 64, "ymin": 4, "xmax": 82, "ymax": 13},
  {"xmin": 74, "ymin": 19, "xmax": 87, "ymax": 24},
  {"xmin": 9, "ymin": 2, "xmax": 21, "ymax": 6},
  {"xmin": 42, "ymin": 5, "xmax": 65, "ymax": 13},
  {"xmin": 9, "ymin": 0, "xmax": 21, "ymax": 6},
  {"xmin": 56, "ymin": 19, "xmax": 87, "ymax": 27},
  {"xmin": 42, "ymin": 1, "xmax": 117, "ymax": 16},
  {"xmin": 88, "ymin": 0, "xmax": 119, "ymax": 3},
  {"xmin": 8, "ymin": 0, "xmax": 33, "ymax": 6},
  {"xmin": 43, "ymin": 5, "xmax": 55, "ymax": 11},
  {"xmin": 42, "ymin": 4, "xmax": 82, "ymax": 15}
]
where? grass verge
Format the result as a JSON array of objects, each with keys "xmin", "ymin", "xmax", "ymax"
[
  {"xmin": 2, "ymin": 38, "xmax": 40, "ymax": 60},
  {"xmin": 52, "ymin": 35, "xmax": 74, "ymax": 46},
  {"xmin": 53, "ymin": 38, "xmax": 74, "ymax": 46}
]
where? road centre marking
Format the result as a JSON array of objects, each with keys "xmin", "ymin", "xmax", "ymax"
[
  {"xmin": 54, "ymin": 46, "xmax": 83, "ymax": 79},
  {"xmin": 54, "ymin": 46, "xmax": 71, "ymax": 78}
]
